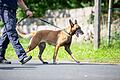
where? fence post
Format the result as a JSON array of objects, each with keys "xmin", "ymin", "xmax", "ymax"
[
  {"xmin": 107, "ymin": 0, "xmax": 112, "ymax": 46},
  {"xmin": 94, "ymin": 0, "xmax": 101, "ymax": 49}
]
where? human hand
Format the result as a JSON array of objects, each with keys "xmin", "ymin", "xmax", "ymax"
[{"xmin": 25, "ymin": 9, "xmax": 33, "ymax": 17}]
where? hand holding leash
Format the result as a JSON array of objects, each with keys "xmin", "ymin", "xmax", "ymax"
[{"xmin": 25, "ymin": 9, "xmax": 33, "ymax": 17}]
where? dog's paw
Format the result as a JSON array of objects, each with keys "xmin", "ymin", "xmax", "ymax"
[
  {"xmin": 53, "ymin": 62, "xmax": 58, "ymax": 64},
  {"xmin": 43, "ymin": 62, "xmax": 49, "ymax": 64},
  {"xmin": 76, "ymin": 61, "xmax": 80, "ymax": 64}
]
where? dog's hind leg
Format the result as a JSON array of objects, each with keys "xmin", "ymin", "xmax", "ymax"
[
  {"xmin": 26, "ymin": 36, "xmax": 41, "ymax": 53},
  {"xmin": 38, "ymin": 42, "xmax": 48, "ymax": 64},
  {"xmin": 64, "ymin": 45, "xmax": 80, "ymax": 63}
]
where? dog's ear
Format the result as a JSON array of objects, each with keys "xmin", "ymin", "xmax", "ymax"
[
  {"xmin": 69, "ymin": 19, "xmax": 74, "ymax": 27},
  {"xmin": 75, "ymin": 20, "xmax": 77, "ymax": 24}
]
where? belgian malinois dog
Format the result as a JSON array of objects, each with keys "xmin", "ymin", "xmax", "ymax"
[{"xmin": 16, "ymin": 19, "xmax": 84, "ymax": 64}]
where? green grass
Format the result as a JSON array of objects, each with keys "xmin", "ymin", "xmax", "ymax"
[{"xmin": 5, "ymin": 38, "xmax": 120, "ymax": 64}]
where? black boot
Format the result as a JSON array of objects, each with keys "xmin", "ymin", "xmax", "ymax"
[
  {"xmin": 20, "ymin": 56, "xmax": 32, "ymax": 64},
  {"xmin": 0, "ymin": 59, "xmax": 11, "ymax": 64}
]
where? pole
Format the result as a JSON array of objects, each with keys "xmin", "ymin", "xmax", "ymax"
[
  {"xmin": 94, "ymin": 0, "xmax": 101, "ymax": 49},
  {"xmin": 108, "ymin": 0, "xmax": 112, "ymax": 46}
]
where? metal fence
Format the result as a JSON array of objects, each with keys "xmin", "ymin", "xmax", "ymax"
[{"xmin": 100, "ymin": 8, "xmax": 120, "ymax": 43}]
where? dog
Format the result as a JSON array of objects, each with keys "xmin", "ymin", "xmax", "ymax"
[{"xmin": 16, "ymin": 19, "xmax": 84, "ymax": 64}]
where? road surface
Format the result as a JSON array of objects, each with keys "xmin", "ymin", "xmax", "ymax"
[{"xmin": 0, "ymin": 60, "xmax": 120, "ymax": 80}]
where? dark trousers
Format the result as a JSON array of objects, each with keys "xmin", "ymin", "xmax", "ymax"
[{"xmin": 0, "ymin": 5, "xmax": 27, "ymax": 61}]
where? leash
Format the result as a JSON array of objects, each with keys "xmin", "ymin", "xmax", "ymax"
[
  {"xmin": 38, "ymin": 18, "xmax": 71, "ymax": 36},
  {"xmin": 17, "ymin": 16, "xmax": 71, "ymax": 36},
  {"xmin": 38, "ymin": 18, "xmax": 63, "ymax": 30},
  {"xmin": 17, "ymin": 16, "xmax": 61, "ymax": 29},
  {"xmin": 17, "ymin": 16, "xmax": 29, "ymax": 25}
]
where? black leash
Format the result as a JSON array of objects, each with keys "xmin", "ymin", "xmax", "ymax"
[
  {"xmin": 17, "ymin": 16, "xmax": 28, "ymax": 25},
  {"xmin": 17, "ymin": 16, "xmax": 71, "ymax": 36},
  {"xmin": 38, "ymin": 18, "xmax": 62, "ymax": 30},
  {"xmin": 17, "ymin": 16, "xmax": 62, "ymax": 29},
  {"xmin": 38, "ymin": 18, "xmax": 71, "ymax": 35}
]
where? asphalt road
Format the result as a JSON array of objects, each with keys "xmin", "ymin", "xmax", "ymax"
[{"xmin": 0, "ymin": 61, "xmax": 120, "ymax": 80}]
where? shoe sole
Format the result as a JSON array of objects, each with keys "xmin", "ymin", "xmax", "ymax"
[
  {"xmin": 21, "ymin": 56, "xmax": 32, "ymax": 65},
  {"xmin": 0, "ymin": 62, "xmax": 11, "ymax": 64}
]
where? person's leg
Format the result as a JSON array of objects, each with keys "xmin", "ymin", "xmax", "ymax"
[
  {"xmin": 0, "ymin": 27, "xmax": 10, "ymax": 60},
  {"xmin": 1, "ymin": 8, "xmax": 31, "ymax": 63},
  {"xmin": 0, "ymin": 28, "xmax": 11, "ymax": 64},
  {"xmin": 0, "ymin": 6, "xmax": 11, "ymax": 64}
]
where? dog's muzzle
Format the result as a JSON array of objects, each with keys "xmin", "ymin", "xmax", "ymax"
[{"xmin": 75, "ymin": 29, "xmax": 84, "ymax": 37}]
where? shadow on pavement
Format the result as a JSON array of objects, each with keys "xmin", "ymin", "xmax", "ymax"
[
  {"xmin": 25, "ymin": 62, "xmax": 118, "ymax": 66},
  {"xmin": 0, "ymin": 66, "xmax": 36, "ymax": 70},
  {"xmin": 0, "ymin": 62, "xmax": 118, "ymax": 70}
]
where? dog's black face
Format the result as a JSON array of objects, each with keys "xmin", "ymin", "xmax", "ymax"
[
  {"xmin": 69, "ymin": 19, "xmax": 84, "ymax": 37},
  {"xmin": 75, "ymin": 26, "xmax": 84, "ymax": 37}
]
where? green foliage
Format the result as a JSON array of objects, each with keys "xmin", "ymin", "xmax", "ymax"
[
  {"xmin": 17, "ymin": 0, "xmax": 119, "ymax": 18},
  {"xmin": 17, "ymin": 0, "xmax": 94, "ymax": 18}
]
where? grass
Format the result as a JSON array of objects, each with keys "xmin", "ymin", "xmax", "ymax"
[{"xmin": 5, "ymin": 38, "xmax": 120, "ymax": 64}]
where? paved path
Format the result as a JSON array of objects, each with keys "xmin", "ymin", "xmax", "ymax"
[{"xmin": 0, "ymin": 61, "xmax": 120, "ymax": 80}]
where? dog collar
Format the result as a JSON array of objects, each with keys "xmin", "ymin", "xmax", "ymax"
[{"xmin": 63, "ymin": 29, "xmax": 72, "ymax": 36}]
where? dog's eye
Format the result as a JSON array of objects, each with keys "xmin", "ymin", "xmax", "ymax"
[
  {"xmin": 77, "ymin": 27, "xmax": 80, "ymax": 30},
  {"xmin": 79, "ymin": 27, "xmax": 81, "ymax": 29}
]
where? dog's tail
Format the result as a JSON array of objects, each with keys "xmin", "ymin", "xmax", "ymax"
[{"xmin": 16, "ymin": 25, "xmax": 35, "ymax": 38}]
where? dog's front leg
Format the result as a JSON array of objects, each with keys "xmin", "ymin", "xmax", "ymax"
[
  {"xmin": 64, "ymin": 45, "xmax": 80, "ymax": 63},
  {"xmin": 53, "ymin": 45, "xmax": 60, "ymax": 64}
]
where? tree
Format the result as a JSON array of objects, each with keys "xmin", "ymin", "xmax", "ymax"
[{"xmin": 17, "ymin": 0, "xmax": 94, "ymax": 18}]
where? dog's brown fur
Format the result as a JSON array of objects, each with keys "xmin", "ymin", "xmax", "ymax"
[{"xmin": 16, "ymin": 19, "xmax": 84, "ymax": 64}]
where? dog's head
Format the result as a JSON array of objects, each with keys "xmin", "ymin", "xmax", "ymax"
[{"xmin": 69, "ymin": 19, "xmax": 84, "ymax": 37}]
